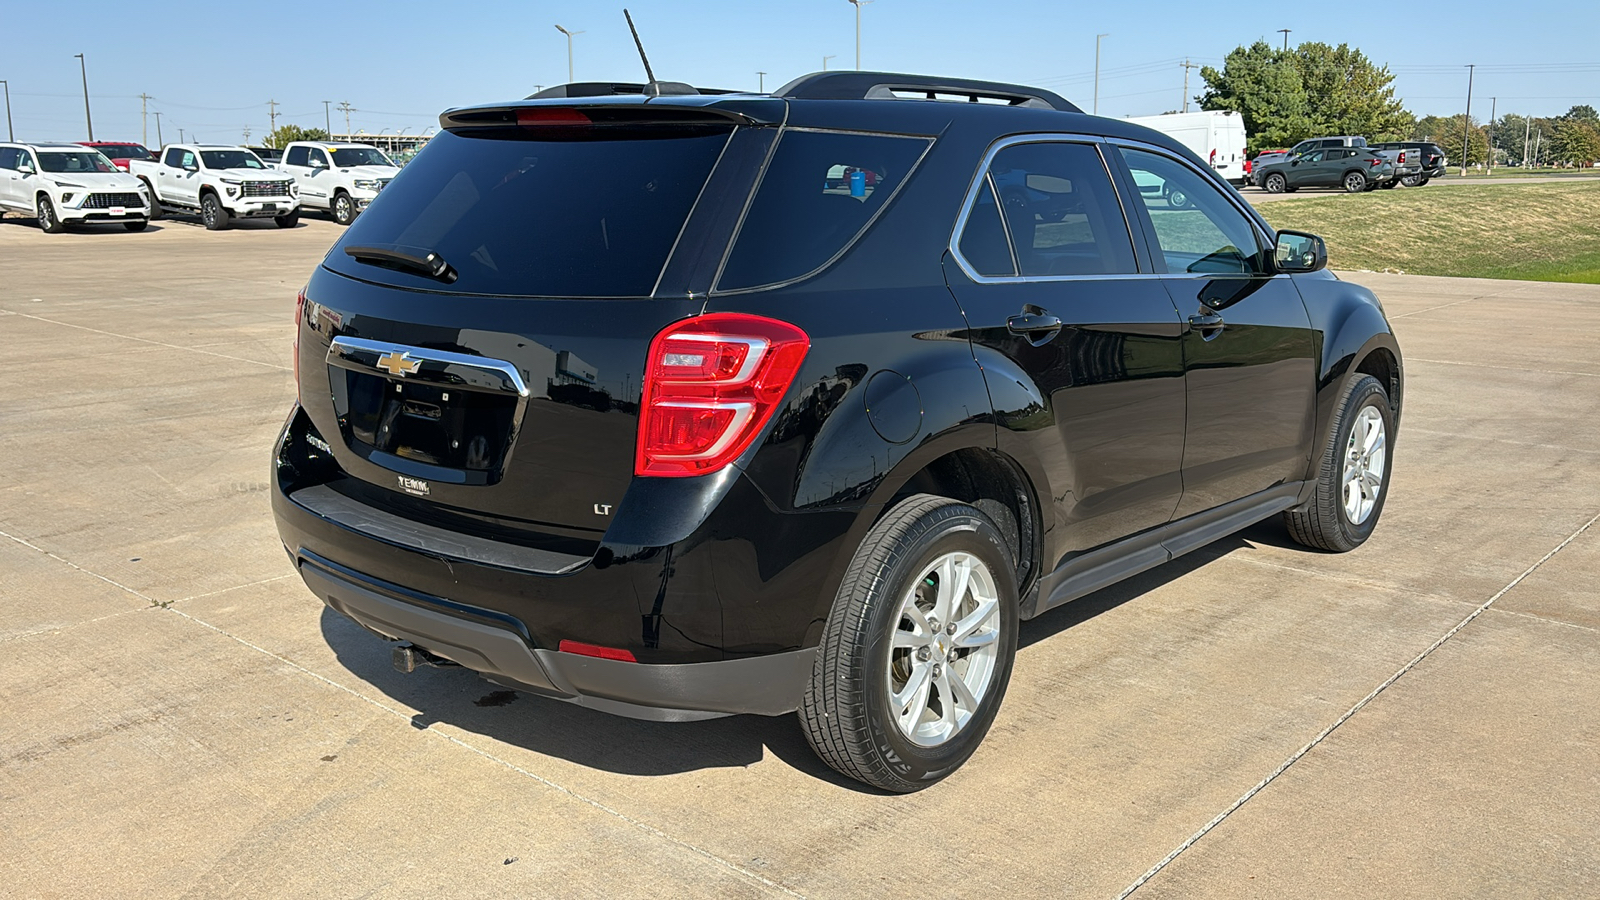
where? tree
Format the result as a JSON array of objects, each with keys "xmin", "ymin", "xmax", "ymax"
[
  {"xmin": 1492, "ymin": 114, "xmax": 1531, "ymax": 165},
  {"xmin": 1413, "ymin": 115, "xmax": 1489, "ymax": 167},
  {"xmin": 1198, "ymin": 41, "xmax": 1310, "ymax": 151},
  {"xmin": 1199, "ymin": 40, "xmax": 1412, "ymax": 151},
  {"xmin": 1547, "ymin": 118, "xmax": 1600, "ymax": 166},
  {"xmin": 264, "ymin": 124, "xmax": 331, "ymax": 149},
  {"xmin": 1563, "ymin": 104, "xmax": 1599, "ymax": 126}
]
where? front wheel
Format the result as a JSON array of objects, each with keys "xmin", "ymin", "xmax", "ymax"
[
  {"xmin": 331, "ymin": 191, "xmax": 357, "ymax": 226},
  {"xmin": 1284, "ymin": 374, "xmax": 1395, "ymax": 552},
  {"xmin": 1344, "ymin": 170, "xmax": 1368, "ymax": 193},
  {"xmin": 201, "ymin": 192, "xmax": 229, "ymax": 231},
  {"xmin": 800, "ymin": 494, "xmax": 1019, "ymax": 793},
  {"xmin": 37, "ymin": 196, "xmax": 65, "ymax": 233},
  {"xmin": 124, "ymin": 221, "xmax": 149, "ymax": 232},
  {"xmin": 274, "ymin": 210, "xmax": 299, "ymax": 229},
  {"xmin": 1264, "ymin": 173, "xmax": 1286, "ymax": 194}
]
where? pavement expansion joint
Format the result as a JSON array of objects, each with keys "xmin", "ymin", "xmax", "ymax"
[
  {"xmin": 1405, "ymin": 357, "xmax": 1599, "ymax": 379},
  {"xmin": 6, "ymin": 310, "xmax": 291, "ymax": 372},
  {"xmin": 161, "ymin": 605, "xmax": 811, "ymax": 899},
  {"xmin": 1114, "ymin": 507, "xmax": 1600, "ymax": 900}
]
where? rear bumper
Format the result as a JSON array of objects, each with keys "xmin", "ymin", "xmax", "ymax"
[{"xmin": 296, "ymin": 550, "xmax": 815, "ymax": 720}]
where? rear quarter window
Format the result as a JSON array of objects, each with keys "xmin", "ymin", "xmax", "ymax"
[{"xmin": 715, "ymin": 129, "xmax": 931, "ymax": 292}]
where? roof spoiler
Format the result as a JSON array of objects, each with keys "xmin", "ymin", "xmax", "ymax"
[
  {"xmin": 774, "ymin": 71, "xmax": 1080, "ymax": 113},
  {"xmin": 527, "ymin": 82, "xmax": 737, "ymax": 99}
]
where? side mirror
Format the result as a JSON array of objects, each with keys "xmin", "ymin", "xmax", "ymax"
[
  {"xmin": 1274, "ymin": 230, "xmax": 1327, "ymax": 274},
  {"xmin": 310, "ymin": 158, "xmax": 327, "ymax": 169},
  {"xmin": 17, "ymin": 162, "xmax": 35, "ymax": 176},
  {"xmin": 183, "ymin": 161, "xmax": 200, "ymax": 172}
]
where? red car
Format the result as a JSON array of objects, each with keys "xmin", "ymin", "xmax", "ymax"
[{"xmin": 78, "ymin": 141, "xmax": 157, "ymax": 171}]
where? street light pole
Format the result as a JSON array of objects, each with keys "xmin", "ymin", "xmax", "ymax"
[
  {"xmin": 1487, "ymin": 96, "xmax": 1496, "ymax": 173},
  {"xmin": 757, "ymin": 71, "xmax": 767, "ymax": 92},
  {"xmin": 1093, "ymin": 34, "xmax": 1109, "ymax": 116},
  {"xmin": 1460, "ymin": 64, "xmax": 1475, "ymax": 176},
  {"xmin": 322, "ymin": 100, "xmax": 331, "ymax": 135},
  {"xmin": 1278, "ymin": 29, "xmax": 1292, "ymax": 51},
  {"xmin": 823, "ymin": 55, "xmax": 836, "ymax": 71},
  {"xmin": 75, "ymin": 53, "xmax": 95, "ymax": 140},
  {"xmin": 847, "ymin": 0, "xmax": 872, "ymax": 70},
  {"xmin": 155, "ymin": 112, "xmax": 163, "ymax": 147},
  {"xmin": 0, "ymin": 81, "xmax": 12, "ymax": 142},
  {"xmin": 554, "ymin": 24, "xmax": 584, "ymax": 83}
]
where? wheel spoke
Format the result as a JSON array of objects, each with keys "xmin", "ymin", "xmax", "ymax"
[
  {"xmin": 946, "ymin": 664, "xmax": 981, "ymax": 714},
  {"xmin": 933, "ymin": 668, "xmax": 958, "ymax": 732},
  {"xmin": 934, "ymin": 555, "xmax": 965, "ymax": 625},
  {"xmin": 894, "ymin": 662, "xmax": 933, "ymax": 728},
  {"xmin": 1365, "ymin": 425, "xmax": 1385, "ymax": 455},
  {"xmin": 952, "ymin": 598, "xmax": 998, "ymax": 647}
]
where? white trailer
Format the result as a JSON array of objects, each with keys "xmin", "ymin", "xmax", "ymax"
[{"xmin": 1124, "ymin": 111, "xmax": 1250, "ymax": 186}]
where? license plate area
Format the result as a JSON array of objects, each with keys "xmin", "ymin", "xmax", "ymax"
[{"xmin": 334, "ymin": 370, "xmax": 520, "ymax": 486}]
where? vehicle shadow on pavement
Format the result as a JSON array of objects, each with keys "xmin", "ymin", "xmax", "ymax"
[{"xmin": 318, "ymin": 525, "xmax": 1277, "ymax": 790}]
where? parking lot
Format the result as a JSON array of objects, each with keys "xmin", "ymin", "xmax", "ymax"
[{"xmin": 2, "ymin": 215, "xmax": 1598, "ymax": 898}]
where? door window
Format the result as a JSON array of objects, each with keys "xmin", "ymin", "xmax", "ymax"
[
  {"xmin": 0, "ymin": 147, "xmax": 18, "ymax": 170},
  {"xmin": 179, "ymin": 151, "xmax": 198, "ymax": 170},
  {"xmin": 285, "ymin": 145, "xmax": 310, "ymax": 167},
  {"xmin": 959, "ymin": 140, "xmax": 1136, "ymax": 278},
  {"xmin": 164, "ymin": 147, "xmax": 184, "ymax": 167},
  {"xmin": 1118, "ymin": 147, "xmax": 1265, "ymax": 276},
  {"xmin": 310, "ymin": 149, "xmax": 329, "ymax": 168}
]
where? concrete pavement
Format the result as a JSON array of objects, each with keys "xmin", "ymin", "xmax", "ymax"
[{"xmin": 2, "ymin": 214, "xmax": 1597, "ymax": 898}]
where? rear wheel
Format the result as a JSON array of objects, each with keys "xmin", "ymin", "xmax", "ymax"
[
  {"xmin": 201, "ymin": 191, "xmax": 229, "ymax": 231},
  {"xmin": 274, "ymin": 210, "xmax": 299, "ymax": 229},
  {"xmin": 37, "ymin": 196, "xmax": 64, "ymax": 233},
  {"xmin": 1416, "ymin": 176, "xmax": 1431, "ymax": 186},
  {"xmin": 1284, "ymin": 374, "xmax": 1394, "ymax": 552},
  {"xmin": 1264, "ymin": 173, "xmax": 1286, "ymax": 194},
  {"xmin": 800, "ymin": 494, "xmax": 1019, "ymax": 793},
  {"xmin": 1343, "ymin": 170, "xmax": 1368, "ymax": 193},
  {"xmin": 123, "ymin": 220, "xmax": 148, "ymax": 232},
  {"xmin": 1380, "ymin": 181, "xmax": 1398, "ymax": 189},
  {"xmin": 331, "ymin": 191, "xmax": 357, "ymax": 226}
]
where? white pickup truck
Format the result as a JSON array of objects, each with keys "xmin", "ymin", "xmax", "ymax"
[
  {"xmin": 129, "ymin": 144, "xmax": 300, "ymax": 230},
  {"xmin": 275, "ymin": 141, "xmax": 399, "ymax": 225}
]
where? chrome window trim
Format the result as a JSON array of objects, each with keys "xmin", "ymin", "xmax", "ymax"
[{"xmin": 946, "ymin": 132, "xmax": 1152, "ymax": 286}]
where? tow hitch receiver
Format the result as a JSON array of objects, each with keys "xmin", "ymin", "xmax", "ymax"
[{"xmin": 392, "ymin": 642, "xmax": 459, "ymax": 674}]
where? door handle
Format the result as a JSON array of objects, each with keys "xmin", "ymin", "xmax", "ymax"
[
  {"xmin": 1007, "ymin": 312, "xmax": 1063, "ymax": 345},
  {"xmin": 1189, "ymin": 311, "xmax": 1225, "ymax": 339}
]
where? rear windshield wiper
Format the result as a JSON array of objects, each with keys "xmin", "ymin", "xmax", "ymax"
[{"xmin": 344, "ymin": 244, "xmax": 458, "ymax": 284}]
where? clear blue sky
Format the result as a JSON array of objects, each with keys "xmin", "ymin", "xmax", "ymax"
[{"xmin": 2, "ymin": 0, "xmax": 1595, "ymax": 145}]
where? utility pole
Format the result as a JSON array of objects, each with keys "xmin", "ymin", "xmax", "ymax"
[
  {"xmin": 243, "ymin": 125, "xmax": 251, "ymax": 144},
  {"xmin": 1523, "ymin": 115, "xmax": 1531, "ymax": 168},
  {"xmin": 823, "ymin": 55, "xmax": 836, "ymax": 71},
  {"xmin": 1, "ymin": 81, "xmax": 13, "ymax": 143},
  {"xmin": 322, "ymin": 100, "xmax": 331, "ymax": 135},
  {"xmin": 337, "ymin": 101, "xmax": 354, "ymax": 137},
  {"xmin": 75, "ymin": 53, "xmax": 95, "ymax": 141},
  {"xmin": 1181, "ymin": 59, "xmax": 1200, "ymax": 113},
  {"xmin": 178, "ymin": 127, "xmax": 185, "ymax": 144},
  {"xmin": 757, "ymin": 71, "xmax": 767, "ymax": 92},
  {"xmin": 268, "ymin": 99, "xmax": 279, "ymax": 135},
  {"xmin": 1460, "ymin": 64, "xmax": 1475, "ymax": 176},
  {"xmin": 1094, "ymin": 33, "xmax": 1109, "ymax": 115},
  {"xmin": 139, "ymin": 93, "xmax": 152, "ymax": 147},
  {"xmin": 847, "ymin": 0, "xmax": 872, "ymax": 70},
  {"xmin": 1278, "ymin": 29, "xmax": 1292, "ymax": 51},
  {"xmin": 155, "ymin": 112, "xmax": 163, "ymax": 148},
  {"xmin": 554, "ymin": 24, "xmax": 583, "ymax": 83},
  {"xmin": 1487, "ymin": 96, "xmax": 1496, "ymax": 173}
]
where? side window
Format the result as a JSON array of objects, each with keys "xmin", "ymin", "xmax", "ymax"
[
  {"xmin": 1118, "ymin": 147, "xmax": 1265, "ymax": 276},
  {"xmin": 957, "ymin": 179, "xmax": 1015, "ymax": 277},
  {"xmin": 0, "ymin": 147, "xmax": 17, "ymax": 170},
  {"xmin": 982, "ymin": 141, "xmax": 1136, "ymax": 277},
  {"xmin": 285, "ymin": 146, "xmax": 310, "ymax": 167},
  {"xmin": 310, "ymin": 149, "xmax": 329, "ymax": 167},
  {"xmin": 180, "ymin": 151, "xmax": 198, "ymax": 170},
  {"xmin": 164, "ymin": 147, "xmax": 182, "ymax": 167},
  {"xmin": 1303, "ymin": 150, "xmax": 1324, "ymax": 164}
]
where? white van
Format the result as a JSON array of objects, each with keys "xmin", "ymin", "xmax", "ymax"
[{"xmin": 1124, "ymin": 111, "xmax": 1250, "ymax": 186}]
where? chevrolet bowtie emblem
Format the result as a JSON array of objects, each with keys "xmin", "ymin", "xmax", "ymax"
[{"xmin": 376, "ymin": 350, "xmax": 422, "ymax": 377}]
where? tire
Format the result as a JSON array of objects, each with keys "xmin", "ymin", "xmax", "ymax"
[
  {"xmin": 1343, "ymin": 170, "xmax": 1368, "ymax": 193},
  {"xmin": 1416, "ymin": 176, "xmax": 1431, "ymax": 186},
  {"xmin": 123, "ymin": 220, "xmax": 148, "ymax": 232},
  {"xmin": 1399, "ymin": 175, "xmax": 1422, "ymax": 188},
  {"xmin": 201, "ymin": 191, "xmax": 229, "ymax": 231},
  {"xmin": 1380, "ymin": 181, "xmax": 1398, "ymax": 189},
  {"xmin": 800, "ymin": 494, "xmax": 1020, "ymax": 793},
  {"xmin": 1284, "ymin": 186, "xmax": 1299, "ymax": 193},
  {"xmin": 1284, "ymin": 374, "xmax": 1395, "ymax": 553},
  {"xmin": 1168, "ymin": 187, "xmax": 1191, "ymax": 209},
  {"xmin": 37, "ymin": 195, "xmax": 64, "ymax": 233},
  {"xmin": 274, "ymin": 210, "xmax": 299, "ymax": 229},
  {"xmin": 331, "ymin": 191, "xmax": 357, "ymax": 226},
  {"xmin": 140, "ymin": 180, "xmax": 162, "ymax": 219},
  {"xmin": 1264, "ymin": 173, "xmax": 1286, "ymax": 194}
]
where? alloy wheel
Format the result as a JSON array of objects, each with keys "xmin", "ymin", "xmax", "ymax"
[
  {"xmin": 1341, "ymin": 406, "xmax": 1386, "ymax": 525},
  {"xmin": 887, "ymin": 551, "xmax": 1002, "ymax": 748}
]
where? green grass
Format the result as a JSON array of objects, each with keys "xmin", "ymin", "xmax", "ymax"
[
  {"xmin": 1449, "ymin": 166, "xmax": 1600, "ymax": 178},
  {"xmin": 1256, "ymin": 181, "xmax": 1600, "ymax": 283}
]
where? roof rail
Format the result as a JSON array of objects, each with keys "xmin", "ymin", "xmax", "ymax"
[
  {"xmin": 527, "ymin": 82, "xmax": 737, "ymax": 100},
  {"xmin": 774, "ymin": 71, "xmax": 1080, "ymax": 113}
]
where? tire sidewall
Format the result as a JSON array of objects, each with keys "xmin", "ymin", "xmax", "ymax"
[
  {"xmin": 333, "ymin": 192, "xmax": 355, "ymax": 225},
  {"xmin": 1331, "ymin": 379, "xmax": 1395, "ymax": 545},
  {"xmin": 1345, "ymin": 171, "xmax": 1366, "ymax": 192},
  {"xmin": 858, "ymin": 512, "xmax": 1020, "ymax": 787},
  {"xmin": 1265, "ymin": 173, "xmax": 1285, "ymax": 193}
]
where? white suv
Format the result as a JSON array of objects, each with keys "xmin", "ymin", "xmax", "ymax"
[
  {"xmin": 0, "ymin": 142, "xmax": 152, "ymax": 233},
  {"xmin": 278, "ymin": 141, "xmax": 399, "ymax": 225}
]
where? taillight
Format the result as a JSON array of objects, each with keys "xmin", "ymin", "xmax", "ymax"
[
  {"xmin": 635, "ymin": 313, "xmax": 810, "ymax": 477},
  {"xmin": 293, "ymin": 288, "xmax": 306, "ymax": 397},
  {"xmin": 1398, "ymin": 151, "xmax": 1407, "ymax": 163},
  {"xmin": 1369, "ymin": 157, "xmax": 1382, "ymax": 166}
]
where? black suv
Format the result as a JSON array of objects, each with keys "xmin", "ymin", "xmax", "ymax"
[
  {"xmin": 1373, "ymin": 141, "xmax": 1448, "ymax": 186},
  {"xmin": 273, "ymin": 72, "xmax": 1403, "ymax": 792}
]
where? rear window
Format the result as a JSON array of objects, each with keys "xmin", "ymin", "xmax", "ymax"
[
  {"xmin": 716, "ymin": 130, "xmax": 931, "ymax": 292},
  {"xmin": 328, "ymin": 127, "xmax": 731, "ymax": 297},
  {"xmin": 96, "ymin": 144, "xmax": 152, "ymax": 160}
]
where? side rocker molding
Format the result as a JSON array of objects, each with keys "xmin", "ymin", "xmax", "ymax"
[{"xmin": 1021, "ymin": 481, "xmax": 1307, "ymax": 619}]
